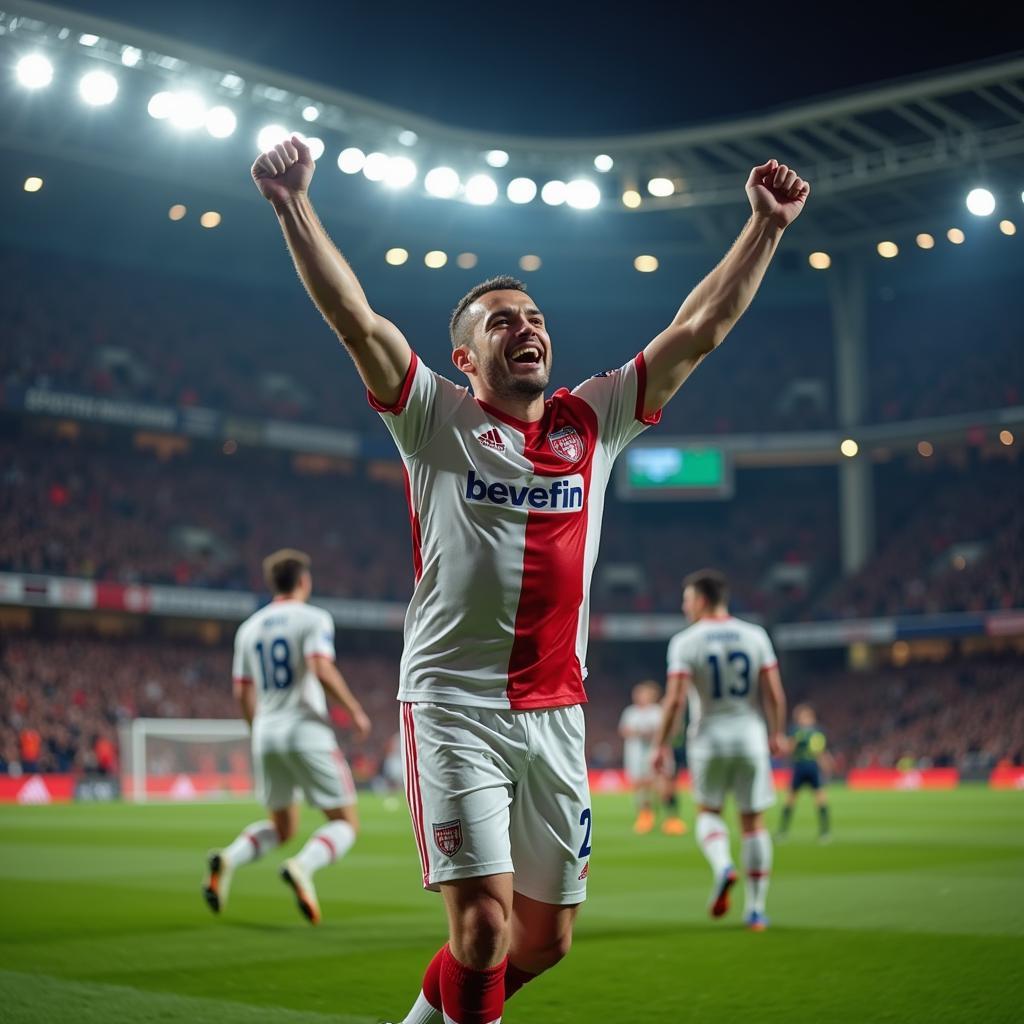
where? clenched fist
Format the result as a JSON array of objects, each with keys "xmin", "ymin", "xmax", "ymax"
[
  {"xmin": 746, "ymin": 159, "xmax": 810, "ymax": 228},
  {"xmin": 252, "ymin": 134, "xmax": 315, "ymax": 206}
]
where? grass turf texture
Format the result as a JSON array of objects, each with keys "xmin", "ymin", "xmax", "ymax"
[{"xmin": 1, "ymin": 789, "xmax": 1021, "ymax": 1023}]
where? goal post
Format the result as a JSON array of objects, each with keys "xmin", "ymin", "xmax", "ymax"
[{"xmin": 120, "ymin": 718, "xmax": 253, "ymax": 803}]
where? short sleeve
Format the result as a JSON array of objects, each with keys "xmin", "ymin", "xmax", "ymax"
[
  {"xmin": 758, "ymin": 627, "xmax": 779, "ymax": 673},
  {"xmin": 232, "ymin": 626, "xmax": 252, "ymax": 686},
  {"xmin": 667, "ymin": 633, "xmax": 694, "ymax": 678},
  {"xmin": 618, "ymin": 707, "xmax": 632, "ymax": 730},
  {"xmin": 368, "ymin": 352, "xmax": 468, "ymax": 457},
  {"xmin": 304, "ymin": 610, "xmax": 336, "ymax": 662},
  {"xmin": 571, "ymin": 352, "xmax": 662, "ymax": 461}
]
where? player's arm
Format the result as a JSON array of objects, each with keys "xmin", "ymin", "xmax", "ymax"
[
  {"xmin": 233, "ymin": 679, "xmax": 256, "ymax": 727},
  {"xmin": 640, "ymin": 161, "xmax": 810, "ymax": 417},
  {"xmin": 308, "ymin": 656, "xmax": 372, "ymax": 741},
  {"xmin": 759, "ymin": 665, "xmax": 787, "ymax": 757},
  {"xmin": 252, "ymin": 136, "xmax": 412, "ymax": 406},
  {"xmin": 652, "ymin": 673, "xmax": 689, "ymax": 771}
]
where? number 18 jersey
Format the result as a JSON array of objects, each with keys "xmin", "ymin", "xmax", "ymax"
[
  {"xmin": 666, "ymin": 615, "xmax": 778, "ymax": 756},
  {"xmin": 232, "ymin": 598, "xmax": 337, "ymax": 753}
]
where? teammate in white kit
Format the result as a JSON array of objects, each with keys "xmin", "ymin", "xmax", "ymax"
[
  {"xmin": 252, "ymin": 134, "xmax": 809, "ymax": 1022},
  {"xmin": 619, "ymin": 682, "xmax": 667, "ymax": 834},
  {"xmin": 202, "ymin": 549, "xmax": 372, "ymax": 925},
  {"xmin": 654, "ymin": 569, "xmax": 787, "ymax": 931}
]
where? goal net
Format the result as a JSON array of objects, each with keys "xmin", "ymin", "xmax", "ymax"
[{"xmin": 120, "ymin": 718, "xmax": 252, "ymax": 803}]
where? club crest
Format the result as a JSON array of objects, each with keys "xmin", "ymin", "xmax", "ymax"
[
  {"xmin": 549, "ymin": 426, "xmax": 585, "ymax": 463},
  {"xmin": 432, "ymin": 819, "xmax": 464, "ymax": 857}
]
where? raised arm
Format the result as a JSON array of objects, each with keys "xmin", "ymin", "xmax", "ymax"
[
  {"xmin": 252, "ymin": 135, "xmax": 411, "ymax": 406},
  {"xmin": 641, "ymin": 160, "xmax": 810, "ymax": 417}
]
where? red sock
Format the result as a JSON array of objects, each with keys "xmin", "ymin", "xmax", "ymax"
[
  {"xmin": 439, "ymin": 946, "xmax": 507, "ymax": 1024},
  {"xmin": 504, "ymin": 962, "xmax": 537, "ymax": 999},
  {"xmin": 421, "ymin": 944, "xmax": 446, "ymax": 1010}
]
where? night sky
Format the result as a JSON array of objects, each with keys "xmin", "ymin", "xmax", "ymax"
[{"xmin": 65, "ymin": 0, "xmax": 1022, "ymax": 136}]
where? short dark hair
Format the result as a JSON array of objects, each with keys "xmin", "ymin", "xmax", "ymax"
[
  {"xmin": 449, "ymin": 275, "xmax": 528, "ymax": 349},
  {"xmin": 263, "ymin": 548, "xmax": 311, "ymax": 594},
  {"xmin": 683, "ymin": 568, "xmax": 729, "ymax": 608}
]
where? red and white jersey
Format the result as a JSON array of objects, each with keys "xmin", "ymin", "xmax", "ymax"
[
  {"xmin": 232, "ymin": 599, "xmax": 337, "ymax": 750},
  {"xmin": 666, "ymin": 615, "xmax": 778, "ymax": 755},
  {"xmin": 372, "ymin": 352, "xmax": 660, "ymax": 710}
]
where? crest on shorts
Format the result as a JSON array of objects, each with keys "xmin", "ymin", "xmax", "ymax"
[
  {"xmin": 548, "ymin": 426, "xmax": 584, "ymax": 463},
  {"xmin": 432, "ymin": 819, "xmax": 464, "ymax": 857}
]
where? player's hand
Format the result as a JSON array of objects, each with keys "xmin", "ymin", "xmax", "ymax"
[
  {"xmin": 252, "ymin": 134, "xmax": 314, "ymax": 206},
  {"xmin": 746, "ymin": 160, "xmax": 809, "ymax": 228},
  {"xmin": 769, "ymin": 732, "xmax": 787, "ymax": 757},
  {"xmin": 352, "ymin": 709, "xmax": 372, "ymax": 741},
  {"xmin": 651, "ymin": 745, "xmax": 669, "ymax": 774}
]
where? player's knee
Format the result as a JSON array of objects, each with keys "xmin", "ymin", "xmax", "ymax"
[{"xmin": 454, "ymin": 898, "xmax": 510, "ymax": 968}]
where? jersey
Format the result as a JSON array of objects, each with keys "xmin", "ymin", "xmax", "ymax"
[
  {"xmin": 232, "ymin": 599, "xmax": 337, "ymax": 753},
  {"xmin": 371, "ymin": 351, "xmax": 660, "ymax": 711},
  {"xmin": 791, "ymin": 725, "xmax": 827, "ymax": 764},
  {"xmin": 666, "ymin": 615, "xmax": 778, "ymax": 756}
]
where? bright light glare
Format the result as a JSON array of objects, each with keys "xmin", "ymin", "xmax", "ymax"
[
  {"xmin": 465, "ymin": 174, "xmax": 498, "ymax": 205},
  {"xmin": 541, "ymin": 180, "xmax": 567, "ymax": 206},
  {"xmin": 337, "ymin": 148, "xmax": 366, "ymax": 174},
  {"xmin": 79, "ymin": 70, "xmax": 118, "ymax": 106},
  {"xmin": 169, "ymin": 92, "xmax": 207, "ymax": 131},
  {"xmin": 362, "ymin": 152, "xmax": 389, "ymax": 181},
  {"xmin": 965, "ymin": 187, "xmax": 995, "ymax": 217},
  {"xmin": 808, "ymin": 252, "xmax": 831, "ymax": 270},
  {"xmin": 147, "ymin": 91, "xmax": 174, "ymax": 119},
  {"xmin": 634, "ymin": 255, "xmax": 659, "ymax": 273},
  {"xmin": 398, "ymin": 130, "xmax": 419, "ymax": 147},
  {"xmin": 840, "ymin": 439, "xmax": 859, "ymax": 457},
  {"xmin": 566, "ymin": 179, "xmax": 601, "ymax": 210},
  {"xmin": 78, "ymin": 34, "xmax": 99, "ymax": 47},
  {"xmin": 385, "ymin": 248, "xmax": 408, "ymax": 266},
  {"xmin": 23, "ymin": 177, "xmax": 43, "ymax": 193},
  {"xmin": 648, "ymin": 177, "xmax": 674, "ymax": 197},
  {"xmin": 301, "ymin": 105, "xmax": 320, "ymax": 122},
  {"xmin": 507, "ymin": 178, "xmax": 537, "ymax": 204},
  {"xmin": 424, "ymin": 250, "xmax": 448, "ymax": 268},
  {"xmin": 120, "ymin": 46, "xmax": 142, "ymax": 67},
  {"xmin": 424, "ymin": 167, "xmax": 460, "ymax": 199},
  {"xmin": 205, "ymin": 106, "xmax": 237, "ymax": 139},
  {"xmin": 485, "ymin": 150, "xmax": 509, "ymax": 168},
  {"xmin": 384, "ymin": 156, "xmax": 418, "ymax": 188},
  {"xmin": 594, "ymin": 154, "xmax": 614, "ymax": 172},
  {"xmin": 16, "ymin": 54, "xmax": 54, "ymax": 89}
]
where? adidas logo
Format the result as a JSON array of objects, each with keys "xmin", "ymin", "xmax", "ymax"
[
  {"xmin": 578, "ymin": 862, "xmax": 589, "ymax": 881},
  {"xmin": 476, "ymin": 428, "xmax": 506, "ymax": 452},
  {"xmin": 18, "ymin": 776, "xmax": 51, "ymax": 805}
]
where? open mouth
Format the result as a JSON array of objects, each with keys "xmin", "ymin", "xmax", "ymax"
[{"xmin": 507, "ymin": 343, "xmax": 543, "ymax": 366}]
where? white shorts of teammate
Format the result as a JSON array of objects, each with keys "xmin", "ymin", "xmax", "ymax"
[
  {"xmin": 688, "ymin": 747, "xmax": 775, "ymax": 814},
  {"xmin": 624, "ymin": 743, "xmax": 658, "ymax": 784},
  {"xmin": 400, "ymin": 702, "xmax": 591, "ymax": 906},
  {"xmin": 255, "ymin": 743, "xmax": 357, "ymax": 811}
]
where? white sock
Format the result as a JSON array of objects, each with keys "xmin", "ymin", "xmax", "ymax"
[
  {"xmin": 402, "ymin": 991, "xmax": 442, "ymax": 1024},
  {"xmin": 742, "ymin": 829, "xmax": 773, "ymax": 914},
  {"xmin": 294, "ymin": 820, "xmax": 356, "ymax": 875},
  {"xmin": 222, "ymin": 820, "xmax": 278, "ymax": 868},
  {"xmin": 696, "ymin": 812, "xmax": 732, "ymax": 878}
]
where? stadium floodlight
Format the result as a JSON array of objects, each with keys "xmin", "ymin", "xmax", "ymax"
[
  {"xmin": 877, "ymin": 240, "xmax": 898, "ymax": 258},
  {"xmin": 398, "ymin": 130, "xmax": 419, "ymax": 147},
  {"xmin": 301, "ymin": 105, "xmax": 320, "ymax": 122},
  {"xmin": 965, "ymin": 188, "xmax": 995, "ymax": 217},
  {"xmin": 79, "ymin": 70, "xmax": 118, "ymax": 106},
  {"xmin": 16, "ymin": 54, "xmax": 54, "ymax": 89},
  {"xmin": 424, "ymin": 250, "xmax": 448, "ymax": 268},
  {"xmin": 541, "ymin": 180, "xmax": 567, "ymax": 206},
  {"xmin": 424, "ymin": 166, "xmax": 460, "ymax": 199},
  {"xmin": 200, "ymin": 211, "xmax": 221, "ymax": 229},
  {"xmin": 465, "ymin": 174, "xmax": 498, "ymax": 205},
  {"xmin": 120, "ymin": 46, "xmax": 142, "ymax": 67},
  {"xmin": 256, "ymin": 124, "xmax": 290, "ymax": 152},
  {"xmin": 1000, "ymin": 429, "xmax": 1014, "ymax": 446},
  {"xmin": 947, "ymin": 227, "xmax": 965, "ymax": 244},
  {"xmin": 634, "ymin": 255, "xmax": 658, "ymax": 273},
  {"xmin": 303, "ymin": 137, "xmax": 325, "ymax": 161},
  {"xmin": 648, "ymin": 177, "xmax": 674, "ymax": 197},
  {"xmin": 840, "ymin": 438, "xmax": 859, "ymax": 457},
  {"xmin": 457, "ymin": 252, "xmax": 478, "ymax": 269},
  {"xmin": 384, "ymin": 155, "xmax": 418, "ymax": 188},
  {"xmin": 385, "ymin": 247, "xmax": 409, "ymax": 266},
  {"xmin": 362, "ymin": 152, "xmax": 390, "ymax": 181},
  {"xmin": 566, "ymin": 179, "xmax": 601, "ymax": 210},
  {"xmin": 507, "ymin": 177, "xmax": 538, "ymax": 204},
  {"xmin": 78, "ymin": 33, "xmax": 100, "ymax": 47},
  {"xmin": 622, "ymin": 189, "xmax": 641, "ymax": 208},
  {"xmin": 916, "ymin": 233, "xmax": 935, "ymax": 249},
  {"xmin": 519, "ymin": 255, "xmax": 542, "ymax": 272},
  {"xmin": 594, "ymin": 154, "xmax": 614, "ymax": 172},
  {"xmin": 1000, "ymin": 220, "xmax": 1017, "ymax": 236},
  {"xmin": 808, "ymin": 251, "xmax": 831, "ymax": 270},
  {"xmin": 23, "ymin": 177, "xmax": 43, "ymax": 193},
  {"xmin": 205, "ymin": 106, "xmax": 237, "ymax": 139},
  {"xmin": 147, "ymin": 91, "xmax": 174, "ymax": 119},
  {"xmin": 485, "ymin": 150, "xmax": 509, "ymax": 168},
  {"xmin": 337, "ymin": 147, "xmax": 366, "ymax": 174},
  {"xmin": 169, "ymin": 92, "xmax": 207, "ymax": 131}
]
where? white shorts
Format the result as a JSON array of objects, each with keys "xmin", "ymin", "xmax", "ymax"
[
  {"xmin": 255, "ymin": 744, "xmax": 357, "ymax": 811},
  {"xmin": 689, "ymin": 748, "xmax": 775, "ymax": 814},
  {"xmin": 624, "ymin": 745, "xmax": 656, "ymax": 783},
  {"xmin": 400, "ymin": 702, "xmax": 591, "ymax": 906}
]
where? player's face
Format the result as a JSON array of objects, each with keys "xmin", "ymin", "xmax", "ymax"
[
  {"xmin": 682, "ymin": 584, "xmax": 704, "ymax": 622},
  {"xmin": 796, "ymin": 708, "xmax": 815, "ymax": 727},
  {"xmin": 465, "ymin": 290, "xmax": 552, "ymax": 400}
]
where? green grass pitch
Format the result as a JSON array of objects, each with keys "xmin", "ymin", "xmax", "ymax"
[{"xmin": 1, "ymin": 788, "xmax": 1021, "ymax": 1023}]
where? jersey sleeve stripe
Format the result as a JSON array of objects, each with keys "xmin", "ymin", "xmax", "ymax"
[
  {"xmin": 233, "ymin": 676, "xmax": 253, "ymax": 686},
  {"xmin": 306, "ymin": 652, "xmax": 336, "ymax": 662},
  {"xmin": 633, "ymin": 351, "xmax": 663, "ymax": 427},
  {"xmin": 667, "ymin": 669, "xmax": 692, "ymax": 680},
  {"xmin": 759, "ymin": 661, "xmax": 779, "ymax": 674},
  {"xmin": 367, "ymin": 351, "xmax": 419, "ymax": 414}
]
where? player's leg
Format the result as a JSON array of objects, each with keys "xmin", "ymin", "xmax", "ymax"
[
  {"xmin": 691, "ymin": 752, "xmax": 737, "ymax": 916},
  {"xmin": 504, "ymin": 894, "xmax": 579, "ymax": 999},
  {"xmin": 659, "ymin": 752, "xmax": 687, "ymax": 835},
  {"xmin": 777, "ymin": 775, "xmax": 799, "ymax": 836},
  {"xmin": 280, "ymin": 747, "xmax": 360, "ymax": 924},
  {"xmin": 813, "ymin": 767, "xmax": 831, "ymax": 840},
  {"xmin": 397, "ymin": 703, "xmax": 522, "ymax": 1024},
  {"xmin": 202, "ymin": 751, "xmax": 294, "ymax": 913},
  {"xmin": 632, "ymin": 776, "xmax": 655, "ymax": 834},
  {"xmin": 737, "ymin": 753, "xmax": 776, "ymax": 930}
]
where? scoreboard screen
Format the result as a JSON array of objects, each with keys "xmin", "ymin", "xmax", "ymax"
[{"xmin": 617, "ymin": 445, "xmax": 733, "ymax": 501}]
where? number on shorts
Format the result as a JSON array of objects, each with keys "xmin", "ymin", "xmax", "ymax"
[
  {"xmin": 255, "ymin": 637, "xmax": 293, "ymax": 690},
  {"xmin": 708, "ymin": 651, "xmax": 752, "ymax": 698},
  {"xmin": 578, "ymin": 807, "xmax": 592, "ymax": 857}
]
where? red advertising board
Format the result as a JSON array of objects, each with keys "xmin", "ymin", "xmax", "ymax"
[
  {"xmin": 846, "ymin": 768, "xmax": 959, "ymax": 790},
  {"xmin": 0, "ymin": 774, "xmax": 76, "ymax": 804},
  {"xmin": 989, "ymin": 766, "xmax": 1024, "ymax": 790}
]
